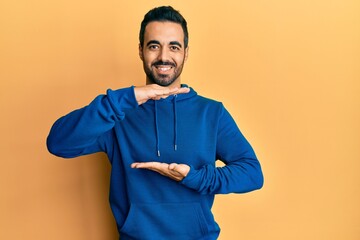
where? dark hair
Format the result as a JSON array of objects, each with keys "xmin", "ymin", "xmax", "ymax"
[{"xmin": 139, "ymin": 6, "xmax": 189, "ymax": 48}]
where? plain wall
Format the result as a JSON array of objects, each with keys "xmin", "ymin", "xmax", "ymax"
[{"xmin": 0, "ymin": 0, "xmax": 359, "ymax": 239}]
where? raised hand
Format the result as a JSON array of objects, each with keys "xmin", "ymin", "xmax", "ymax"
[{"xmin": 134, "ymin": 84, "xmax": 190, "ymax": 105}]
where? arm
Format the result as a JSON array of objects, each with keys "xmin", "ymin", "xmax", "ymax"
[
  {"xmin": 132, "ymin": 105, "xmax": 263, "ymax": 194},
  {"xmin": 180, "ymin": 106, "xmax": 264, "ymax": 194},
  {"xmin": 47, "ymin": 85, "xmax": 190, "ymax": 158},
  {"xmin": 46, "ymin": 87, "xmax": 138, "ymax": 158}
]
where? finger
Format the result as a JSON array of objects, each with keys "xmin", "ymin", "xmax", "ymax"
[
  {"xmin": 131, "ymin": 162, "xmax": 187, "ymax": 181},
  {"xmin": 154, "ymin": 88, "xmax": 177, "ymax": 97},
  {"xmin": 175, "ymin": 87, "xmax": 190, "ymax": 94},
  {"xmin": 131, "ymin": 163, "xmax": 139, "ymax": 168},
  {"xmin": 168, "ymin": 163, "xmax": 178, "ymax": 170},
  {"xmin": 167, "ymin": 87, "xmax": 190, "ymax": 95},
  {"xmin": 131, "ymin": 162, "xmax": 167, "ymax": 170},
  {"xmin": 133, "ymin": 162, "xmax": 173, "ymax": 178},
  {"xmin": 131, "ymin": 162, "xmax": 149, "ymax": 168},
  {"xmin": 154, "ymin": 86, "xmax": 189, "ymax": 97},
  {"xmin": 171, "ymin": 163, "xmax": 190, "ymax": 177},
  {"xmin": 151, "ymin": 96, "xmax": 162, "ymax": 100},
  {"xmin": 131, "ymin": 162, "xmax": 150, "ymax": 169}
]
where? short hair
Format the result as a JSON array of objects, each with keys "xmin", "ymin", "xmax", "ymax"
[{"xmin": 139, "ymin": 6, "xmax": 189, "ymax": 48}]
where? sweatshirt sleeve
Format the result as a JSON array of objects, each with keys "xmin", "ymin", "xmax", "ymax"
[
  {"xmin": 180, "ymin": 105, "xmax": 264, "ymax": 194},
  {"xmin": 47, "ymin": 86, "xmax": 138, "ymax": 158}
]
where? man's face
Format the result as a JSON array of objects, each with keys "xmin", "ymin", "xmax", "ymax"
[{"xmin": 139, "ymin": 21, "xmax": 188, "ymax": 87}]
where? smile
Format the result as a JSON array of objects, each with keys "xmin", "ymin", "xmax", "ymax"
[{"xmin": 155, "ymin": 65, "xmax": 173, "ymax": 73}]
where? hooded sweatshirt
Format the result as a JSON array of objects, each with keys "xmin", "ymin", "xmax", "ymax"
[{"xmin": 47, "ymin": 85, "xmax": 263, "ymax": 240}]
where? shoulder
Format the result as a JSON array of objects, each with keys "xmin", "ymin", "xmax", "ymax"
[
  {"xmin": 183, "ymin": 94, "xmax": 226, "ymax": 119},
  {"xmin": 193, "ymin": 94, "xmax": 224, "ymax": 109}
]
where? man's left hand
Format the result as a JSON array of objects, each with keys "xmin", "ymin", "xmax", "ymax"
[{"xmin": 131, "ymin": 162, "xmax": 190, "ymax": 181}]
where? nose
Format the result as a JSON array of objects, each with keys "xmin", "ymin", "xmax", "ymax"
[{"xmin": 158, "ymin": 47, "xmax": 171, "ymax": 62}]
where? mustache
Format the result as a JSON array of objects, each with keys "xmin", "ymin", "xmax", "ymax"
[{"xmin": 153, "ymin": 61, "xmax": 176, "ymax": 67}]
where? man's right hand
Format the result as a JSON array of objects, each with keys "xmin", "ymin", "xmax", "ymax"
[{"xmin": 134, "ymin": 84, "xmax": 190, "ymax": 105}]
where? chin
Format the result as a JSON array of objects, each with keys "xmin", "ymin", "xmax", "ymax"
[{"xmin": 153, "ymin": 77, "xmax": 177, "ymax": 87}]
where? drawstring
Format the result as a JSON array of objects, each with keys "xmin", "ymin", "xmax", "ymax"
[
  {"xmin": 153, "ymin": 95, "xmax": 178, "ymax": 157},
  {"xmin": 173, "ymin": 95, "xmax": 178, "ymax": 151},
  {"xmin": 154, "ymin": 101, "xmax": 160, "ymax": 157}
]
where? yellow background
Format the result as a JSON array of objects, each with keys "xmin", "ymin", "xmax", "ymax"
[{"xmin": 1, "ymin": 0, "xmax": 359, "ymax": 239}]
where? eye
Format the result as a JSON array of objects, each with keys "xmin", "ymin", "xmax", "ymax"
[
  {"xmin": 170, "ymin": 45, "xmax": 180, "ymax": 51},
  {"xmin": 148, "ymin": 45, "xmax": 159, "ymax": 50}
]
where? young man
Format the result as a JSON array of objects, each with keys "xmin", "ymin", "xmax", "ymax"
[{"xmin": 47, "ymin": 6, "xmax": 263, "ymax": 240}]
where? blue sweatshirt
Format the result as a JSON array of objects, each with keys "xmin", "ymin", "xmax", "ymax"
[{"xmin": 47, "ymin": 85, "xmax": 263, "ymax": 240}]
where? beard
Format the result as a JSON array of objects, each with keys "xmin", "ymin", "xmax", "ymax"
[{"xmin": 144, "ymin": 60, "xmax": 185, "ymax": 86}]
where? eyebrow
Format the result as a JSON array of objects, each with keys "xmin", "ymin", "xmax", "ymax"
[
  {"xmin": 146, "ymin": 40, "xmax": 160, "ymax": 46},
  {"xmin": 170, "ymin": 41, "xmax": 182, "ymax": 48},
  {"xmin": 146, "ymin": 40, "xmax": 183, "ymax": 48}
]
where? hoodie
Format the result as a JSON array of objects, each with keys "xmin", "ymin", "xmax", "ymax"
[{"xmin": 47, "ymin": 85, "xmax": 263, "ymax": 240}]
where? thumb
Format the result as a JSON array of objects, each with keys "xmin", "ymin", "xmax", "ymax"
[{"xmin": 168, "ymin": 163, "xmax": 178, "ymax": 171}]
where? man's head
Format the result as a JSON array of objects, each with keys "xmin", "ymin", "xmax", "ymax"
[
  {"xmin": 139, "ymin": 6, "xmax": 189, "ymax": 49},
  {"xmin": 139, "ymin": 6, "xmax": 189, "ymax": 87}
]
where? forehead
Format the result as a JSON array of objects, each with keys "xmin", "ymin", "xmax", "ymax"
[{"xmin": 144, "ymin": 21, "xmax": 184, "ymax": 43}]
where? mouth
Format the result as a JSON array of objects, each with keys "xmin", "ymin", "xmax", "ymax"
[
  {"xmin": 155, "ymin": 65, "xmax": 173, "ymax": 73},
  {"xmin": 153, "ymin": 62, "xmax": 175, "ymax": 74}
]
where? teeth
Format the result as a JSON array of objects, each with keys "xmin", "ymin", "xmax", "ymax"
[{"xmin": 158, "ymin": 67, "xmax": 171, "ymax": 71}]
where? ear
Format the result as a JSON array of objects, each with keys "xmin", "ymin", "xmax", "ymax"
[
  {"xmin": 184, "ymin": 46, "xmax": 189, "ymax": 62},
  {"xmin": 138, "ymin": 44, "xmax": 144, "ymax": 61}
]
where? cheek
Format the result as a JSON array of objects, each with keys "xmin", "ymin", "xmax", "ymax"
[
  {"xmin": 143, "ymin": 53, "xmax": 157, "ymax": 65},
  {"xmin": 175, "ymin": 55, "xmax": 186, "ymax": 65},
  {"xmin": 142, "ymin": 57, "xmax": 151, "ymax": 67}
]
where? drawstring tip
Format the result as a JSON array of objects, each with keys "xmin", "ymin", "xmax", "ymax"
[
  {"xmin": 174, "ymin": 145, "xmax": 177, "ymax": 151},
  {"xmin": 157, "ymin": 150, "xmax": 160, "ymax": 157}
]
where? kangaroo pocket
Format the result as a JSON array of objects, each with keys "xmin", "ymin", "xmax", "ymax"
[{"xmin": 120, "ymin": 202, "xmax": 210, "ymax": 240}]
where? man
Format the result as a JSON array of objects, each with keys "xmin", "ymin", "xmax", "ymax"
[{"xmin": 47, "ymin": 6, "xmax": 263, "ymax": 240}]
